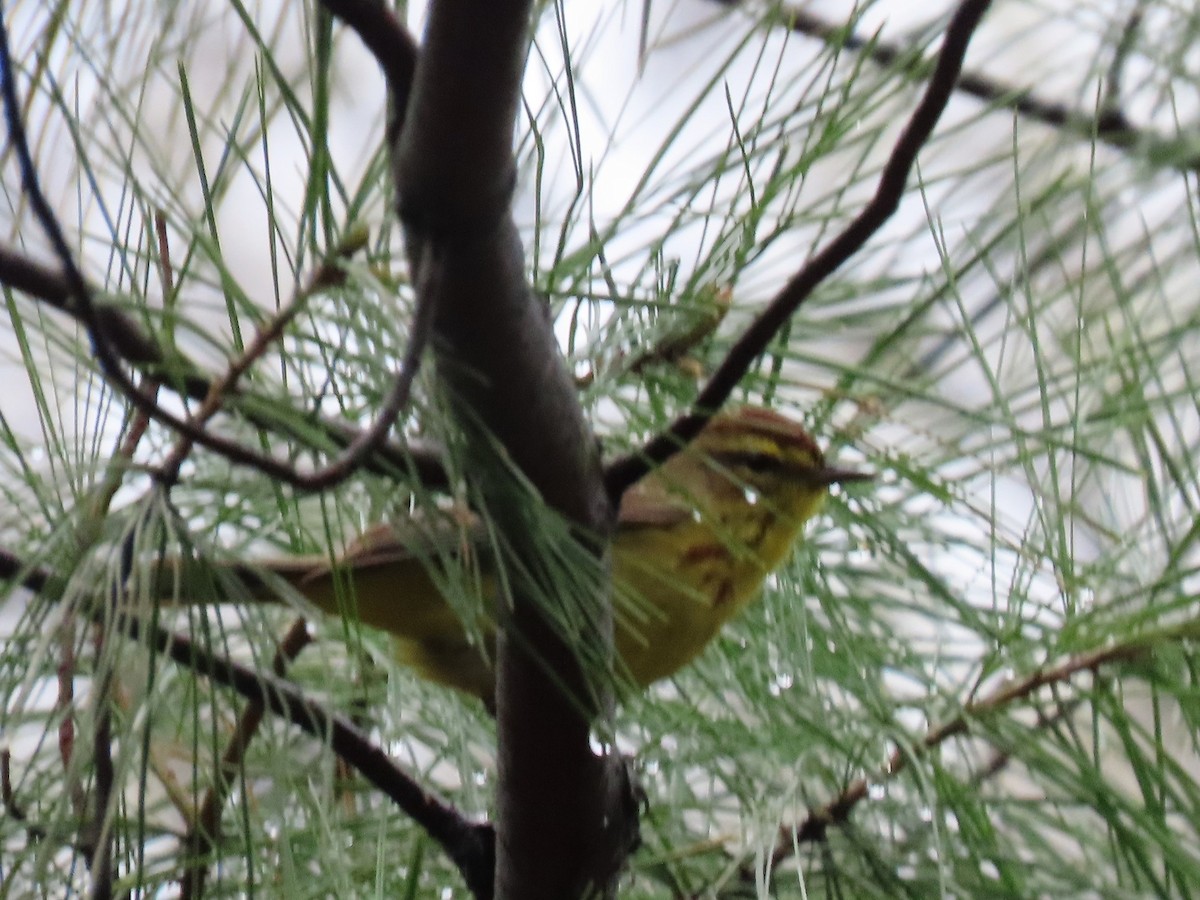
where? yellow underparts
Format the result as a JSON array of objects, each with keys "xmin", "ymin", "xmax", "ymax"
[{"xmin": 288, "ymin": 489, "xmax": 827, "ymax": 704}]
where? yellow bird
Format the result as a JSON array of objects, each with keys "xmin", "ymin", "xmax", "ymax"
[{"xmin": 189, "ymin": 407, "xmax": 866, "ymax": 703}]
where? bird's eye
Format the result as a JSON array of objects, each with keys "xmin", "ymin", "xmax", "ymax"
[
  {"xmin": 734, "ymin": 452, "xmax": 780, "ymax": 474},
  {"xmin": 749, "ymin": 453, "xmax": 778, "ymax": 472}
]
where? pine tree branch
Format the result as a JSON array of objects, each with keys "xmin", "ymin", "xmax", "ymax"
[
  {"xmin": 0, "ymin": 32, "xmax": 431, "ymax": 492},
  {"xmin": 716, "ymin": 0, "xmax": 1197, "ymax": 172},
  {"xmin": 392, "ymin": 0, "xmax": 626, "ymax": 894},
  {"xmin": 0, "ymin": 546, "xmax": 495, "ymax": 899},
  {"xmin": 605, "ymin": 0, "xmax": 996, "ymax": 499},
  {"xmin": 316, "ymin": 0, "xmax": 418, "ymax": 124},
  {"xmin": 775, "ymin": 623, "xmax": 1198, "ymax": 855},
  {"xmin": 0, "ymin": 0, "xmax": 436, "ymax": 493},
  {"xmin": 179, "ymin": 618, "xmax": 313, "ymax": 900},
  {"xmin": 0, "ymin": 238, "xmax": 451, "ymax": 488}
]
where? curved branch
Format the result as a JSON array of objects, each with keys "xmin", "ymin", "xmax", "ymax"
[
  {"xmin": 0, "ymin": 13, "xmax": 439, "ymax": 494},
  {"xmin": 0, "ymin": 241, "xmax": 450, "ymax": 485},
  {"xmin": 154, "ymin": 235, "xmax": 440, "ymax": 493},
  {"xmin": 132, "ymin": 617, "xmax": 495, "ymax": 898},
  {"xmin": 0, "ymin": 21, "xmax": 277, "ymax": 480},
  {"xmin": 0, "ymin": 229, "xmax": 446, "ymax": 489},
  {"xmin": 605, "ymin": 0, "xmax": 996, "ymax": 499},
  {"xmin": 315, "ymin": 0, "xmax": 419, "ymax": 140}
]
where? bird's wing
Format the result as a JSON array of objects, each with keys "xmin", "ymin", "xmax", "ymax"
[
  {"xmin": 616, "ymin": 479, "xmax": 694, "ymax": 528},
  {"xmin": 292, "ymin": 508, "xmax": 486, "ymax": 583}
]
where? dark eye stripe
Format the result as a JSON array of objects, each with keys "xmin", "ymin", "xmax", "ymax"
[{"xmin": 714, "ymin": 451, "xmax": 788, "ymax": 473}]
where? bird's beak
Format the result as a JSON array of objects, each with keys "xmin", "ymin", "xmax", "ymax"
[{"xmin": 809, "ymin": 466, "xmax": 873, "ymax": 487}]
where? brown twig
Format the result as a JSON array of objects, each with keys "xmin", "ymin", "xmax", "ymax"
[
  {"xmin": 0, "ymin": 21, "xmax": 298, "ymax": 482},
  {"xmin": 86, "ymin": 641, "xmax": 115, "ymax": 900},
  {"xmin": 604, "ymin": 0, "xmax": 996, "ymax": 500},
  {"xmin": 624, "ymin": 285, "xmax": 732, "ymax": 378},
  {"xmin": 779, "ymin": 632, "xmax": 1166, "ymax": 853},
  {"xmin": 967, "ymin": 696, "xmax": 1082, "ymax": 787},
  {"xmin": 56, "ymin": 614, "xmax": 87, "ymax": 822},
  {"xmin": 14, "ymin": 102, "xmax": 422, "ymax": 490},
  {"xmin": 1100, "ymin": 2, "xmax": 1146, "ymax": 128},
  {"xmin": 0, "ymin": 0, "xmax": 438, "ymax": 489},
  {"xmin": 1, "ymin": 748, "xmax": 45, "ymax": 840},
  {"xmin": 153, "ymin": 210, "xmax": 176, "ymax": 308},
  {"xmin": 89, "ymin": 219, "xmax": 168, "ymax": 519},
  {"xmin": 155, "ymin": 239, "xmax": 380, "ymax": 488},
  {"xmin": 180, "ymin": 618, "xmax": 314, "ymax": 900},
  {"xmin": 732, "ymin": 693, "xmax": 1088, "ymax": 893}
]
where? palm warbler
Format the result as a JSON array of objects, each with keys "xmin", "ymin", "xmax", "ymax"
[{"xmin": 191, "ymin": 407, "xmax": 866, "ymax": 702}]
